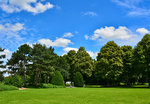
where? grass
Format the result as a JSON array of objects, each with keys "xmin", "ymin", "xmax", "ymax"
[{"xmin": 0, "ymin": 88, "xmax": 150, "ymax": 104}]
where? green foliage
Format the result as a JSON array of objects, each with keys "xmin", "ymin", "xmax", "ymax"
[
  {"xmin": 0, "ymin": 83, "xmax": 18, "ymax": 91},
  {"xmin": 51, "ymin": 71, "xmax": 65, "ymax": 86},
  {"xmin": 64, "ymin": 47, "xmax": 94, "ymax": 83},
  {"xmin": 0, "ymin": 47, "xmax": 5, "ymax": 82},
  {"xmin": 96, "ymin": 41, "xmax": 123, "ymax": 85},
  {"xmin": 41, "ymin": 83, "xmax": 65, "ymax": 88},
  {"xmin": 0, "ymin": 72, "xmax": 4, "ymax": 82},
  {"xmin": 4, "ymin": 75, "xmax": 24, "ymax": 87},
  {"xmin": 74, "ymin": 72, "xmax": 84, "ymax": 87},
  {"xmin": 0, "ymin": 47, "xmax": 5, "ymax": 68},
  {"xmin": 133, "ymin": 34, "xmax": 150, "ymax": 87},
  {"xmin": 7, "ymin": 44, "xmax": 32, "ymax": 86},
  {"xmin": 64, "ymin": 50, "xmax": 78, "ymax": 82},
  {"xmin": 59, "ymin": 69, "xmax": 70, "ymax": 82},
  {"xmin": 30, "ymin": 44, "xmax": 58, "ymax": 86},
  {"xmin": 121, "ymin": 46, "xmax": 133, "ymax": 85},
  {"xmin": 76, "ymin": 47, "xmax": 94, "ymax": 77}
]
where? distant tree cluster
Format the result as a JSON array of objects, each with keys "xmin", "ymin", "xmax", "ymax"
[{"xmin": 0, "ymin": 34, "xmax": 150, "ymax": 87}]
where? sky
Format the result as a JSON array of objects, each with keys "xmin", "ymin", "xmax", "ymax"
[{"xmin": 0, "ymin": 0, "xmax": 150, "ymax": 61}]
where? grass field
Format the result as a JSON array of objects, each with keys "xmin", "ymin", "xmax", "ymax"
[{"xmin": 0, "ymin": 88, "xmax": 150, "ymax": 104}]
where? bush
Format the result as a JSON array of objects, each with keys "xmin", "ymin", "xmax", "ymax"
[
  {"xmin": 41, "ymin": 84, "xmax": 65, "ymax": 88},
  {"xmin": 74, "ymin": 72, "xmax": 84, "ymax": 87},
  {"xmin": 4, "ymin": 75, "xmax": 24, "ymax": 87},
  {"xmin": 0, "ymin": 83, "xmax": 18, "ymax": 91},
  {"xmin": 51, "ymin": 71, "xmax": 65, "ymax": 86}
]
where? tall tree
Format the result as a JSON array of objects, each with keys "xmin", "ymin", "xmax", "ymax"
[
  {"xmin": 30, "ymin": 44, "xmax": 58, "ymax": 86},
  {"xmin": 0, "ymin": 47, "xmax": 5, "ymax": 81},
  {"xmin": 7, "ymin": 44, "xmax": 31, "ymax": 86},
  {"xmin": 133, "ymin": 34, "xmax": 150, "ymax": 87},
  {"xmin": 76, "ymin": 47, "xmax": 94, "ymax": 82},
  {"xmin": 55, "ymin": 56, "xmax": 70, "ymax": 82},
  {"xmin": 64, "ymin": 50, "xmax": 78, "ymax": 82},
  {"xmin": 121, "ymin": 46, "xmax": 133, "ymax": 86},
  {"xmin": 96, "ymin": 41, "xmax": 123, "ymax": 85}
]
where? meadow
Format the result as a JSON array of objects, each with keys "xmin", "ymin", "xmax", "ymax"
[{"xmin": 0, "ymin": 88, "xmax": 150, "ymax": 104}]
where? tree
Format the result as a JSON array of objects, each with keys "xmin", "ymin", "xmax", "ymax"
[
  {"xmin": 73, "ymin": 72, "xmax": 84, "ymax": 87},
  {"xmin": 133, "ymin": 34, "xmax": 150, "ymax": 87},
  {"xmin": 56, "ymin": 56, "xmax": 70, "ymax": 82},
  {"xmin": 7, "ymin": 44, "xmax": 31, "ymax": 86},
  {"xmin": 64, "ymin": 50, "xmax": 78, "ymax": 82},
  {"xmin": 96, "ymin": 41, "xmax": 123, "ymax": 86},
  {"xmin": 51, "ymin": 71, "xmax": 65, "ymax": 86},
  {"xmin": 30, "ymin": 44, "xmax": 57, "ymax": 86},
  {"xmin": 121, "ymin": 46, "xmax": 133, "ymax": 86},
  {"xmin": 76, "ymin": 47, "xmax": 94, "ymax": 81},
  {"xmin": 0, "ymin": 47, "xmax": 5, "ymax": 82}
]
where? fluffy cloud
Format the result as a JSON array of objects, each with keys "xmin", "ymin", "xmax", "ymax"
[
  {"xmin": 62, "ymin": 47, "xmax": 98, "ymax": 59},
  {"xmin": 92, "ymin": 26, "xmax": 133, "ymax": 40},
  {"xmin": 38, "ymin": 38, "xmax": 72, "ymax": 47},
  {"xmin": 63, "ymin": 32, "xmax": 74, "ymax": 38},
  {"xmin": 136, "ymin": 28, "xmax": 149, "ymax": 35},
  {"xmin": 0, "ymin": 0, "xmax": 54, "ymax": 14},
  {"xmin": 82, "ymin": 11, "xmax": 97, "ymax": 16},
  {"xmin": 90, "ymin": 26, "xmax": 150, "ymax": 46}
]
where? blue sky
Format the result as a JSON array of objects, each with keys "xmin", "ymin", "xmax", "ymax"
[{"xmin": 0, "ymin": 0, "xmax": 150, "ymax": 60}]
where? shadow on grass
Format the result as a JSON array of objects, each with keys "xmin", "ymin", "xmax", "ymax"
[{"xmin": 85, "ymin": 85, "xmax": 150, "ymax": 89}]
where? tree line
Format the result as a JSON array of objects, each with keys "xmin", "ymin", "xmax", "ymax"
[{"xmin": 0, "ymin": 34, "xmax": 150, "ymax": 87}]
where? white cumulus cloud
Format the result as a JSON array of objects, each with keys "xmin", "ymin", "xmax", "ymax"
[
  {"xmin": 38, "ymin": 38, "xmax": 72, "ymax": 47},
  {"xmin": 136, "ymin": 28, "xmax": 149, "ymax": 35},
  {"xmin": 0, "ymin": 0, "xmax": 54, "ymax": 14},
  {"xmin": 92, "ymin": 26, "xmax": 133, "ymax": 40}
]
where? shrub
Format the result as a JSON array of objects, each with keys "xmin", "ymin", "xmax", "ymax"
[
  {"xmin": 0, "ymin": 83, "xmax": 18, "ymax": 91},
  {"xmin": 74, "ymin": 72, "xmax": 84, "ymax": 87},
  {"xmin": 4, "ymin": 75, "xmax": 24, "ymax": 87},
  {"xmin": 41, "ymin": 83, "xmax": 65, "ymax": 88},
  {"xmin": 51, "ymin": 71, "xmax": 65, "ymax": 86}
]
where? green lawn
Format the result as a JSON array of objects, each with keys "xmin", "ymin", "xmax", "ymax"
[{"xmin": 0, "ymin": 88, "xmax": 150, "ymax": 104}]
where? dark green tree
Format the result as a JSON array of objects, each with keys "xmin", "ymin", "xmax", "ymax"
[
  {"xmin": 121, "ymin": 46, "xmax": 133, "ymax": 86},
  {"xmin": 7, "ymin": 44, "xmax": 31, "ymax": 86},
  {"xmin": 64, "ymin": 50, "xmax": 78, "ymax": 82},
  {"xmin": 51, "ymin": 71, "xmax": 65, "ymax": 86},
  {"xmin": 133, "ymin": 34, "xmax": 150, "ymax": 87},
  {"xmin": 30, "ymin": 44, "xmax": 58, "ymax": 86},
  {"xmin": 56, "ymin": 56, "xmax": 70, "ymax": 82},
  {"xmin": 76, "ymin": 47, "xmax": 94, "ymax": 81},
  {"xmin": 73, "ymin": 72, "xmax": 84, "ymax": 87},
  {"xmin": 96, "ymin": 41, "xmax": 123, "ymax": 86},
  {"xmin": 0, "ymin": 47, "xmax": 5, "ymax": 82}
]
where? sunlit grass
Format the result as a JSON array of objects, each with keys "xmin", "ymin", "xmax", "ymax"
[{"xmin": 0, "ymin": 88, "xmax": 150, "ymax": 104}]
